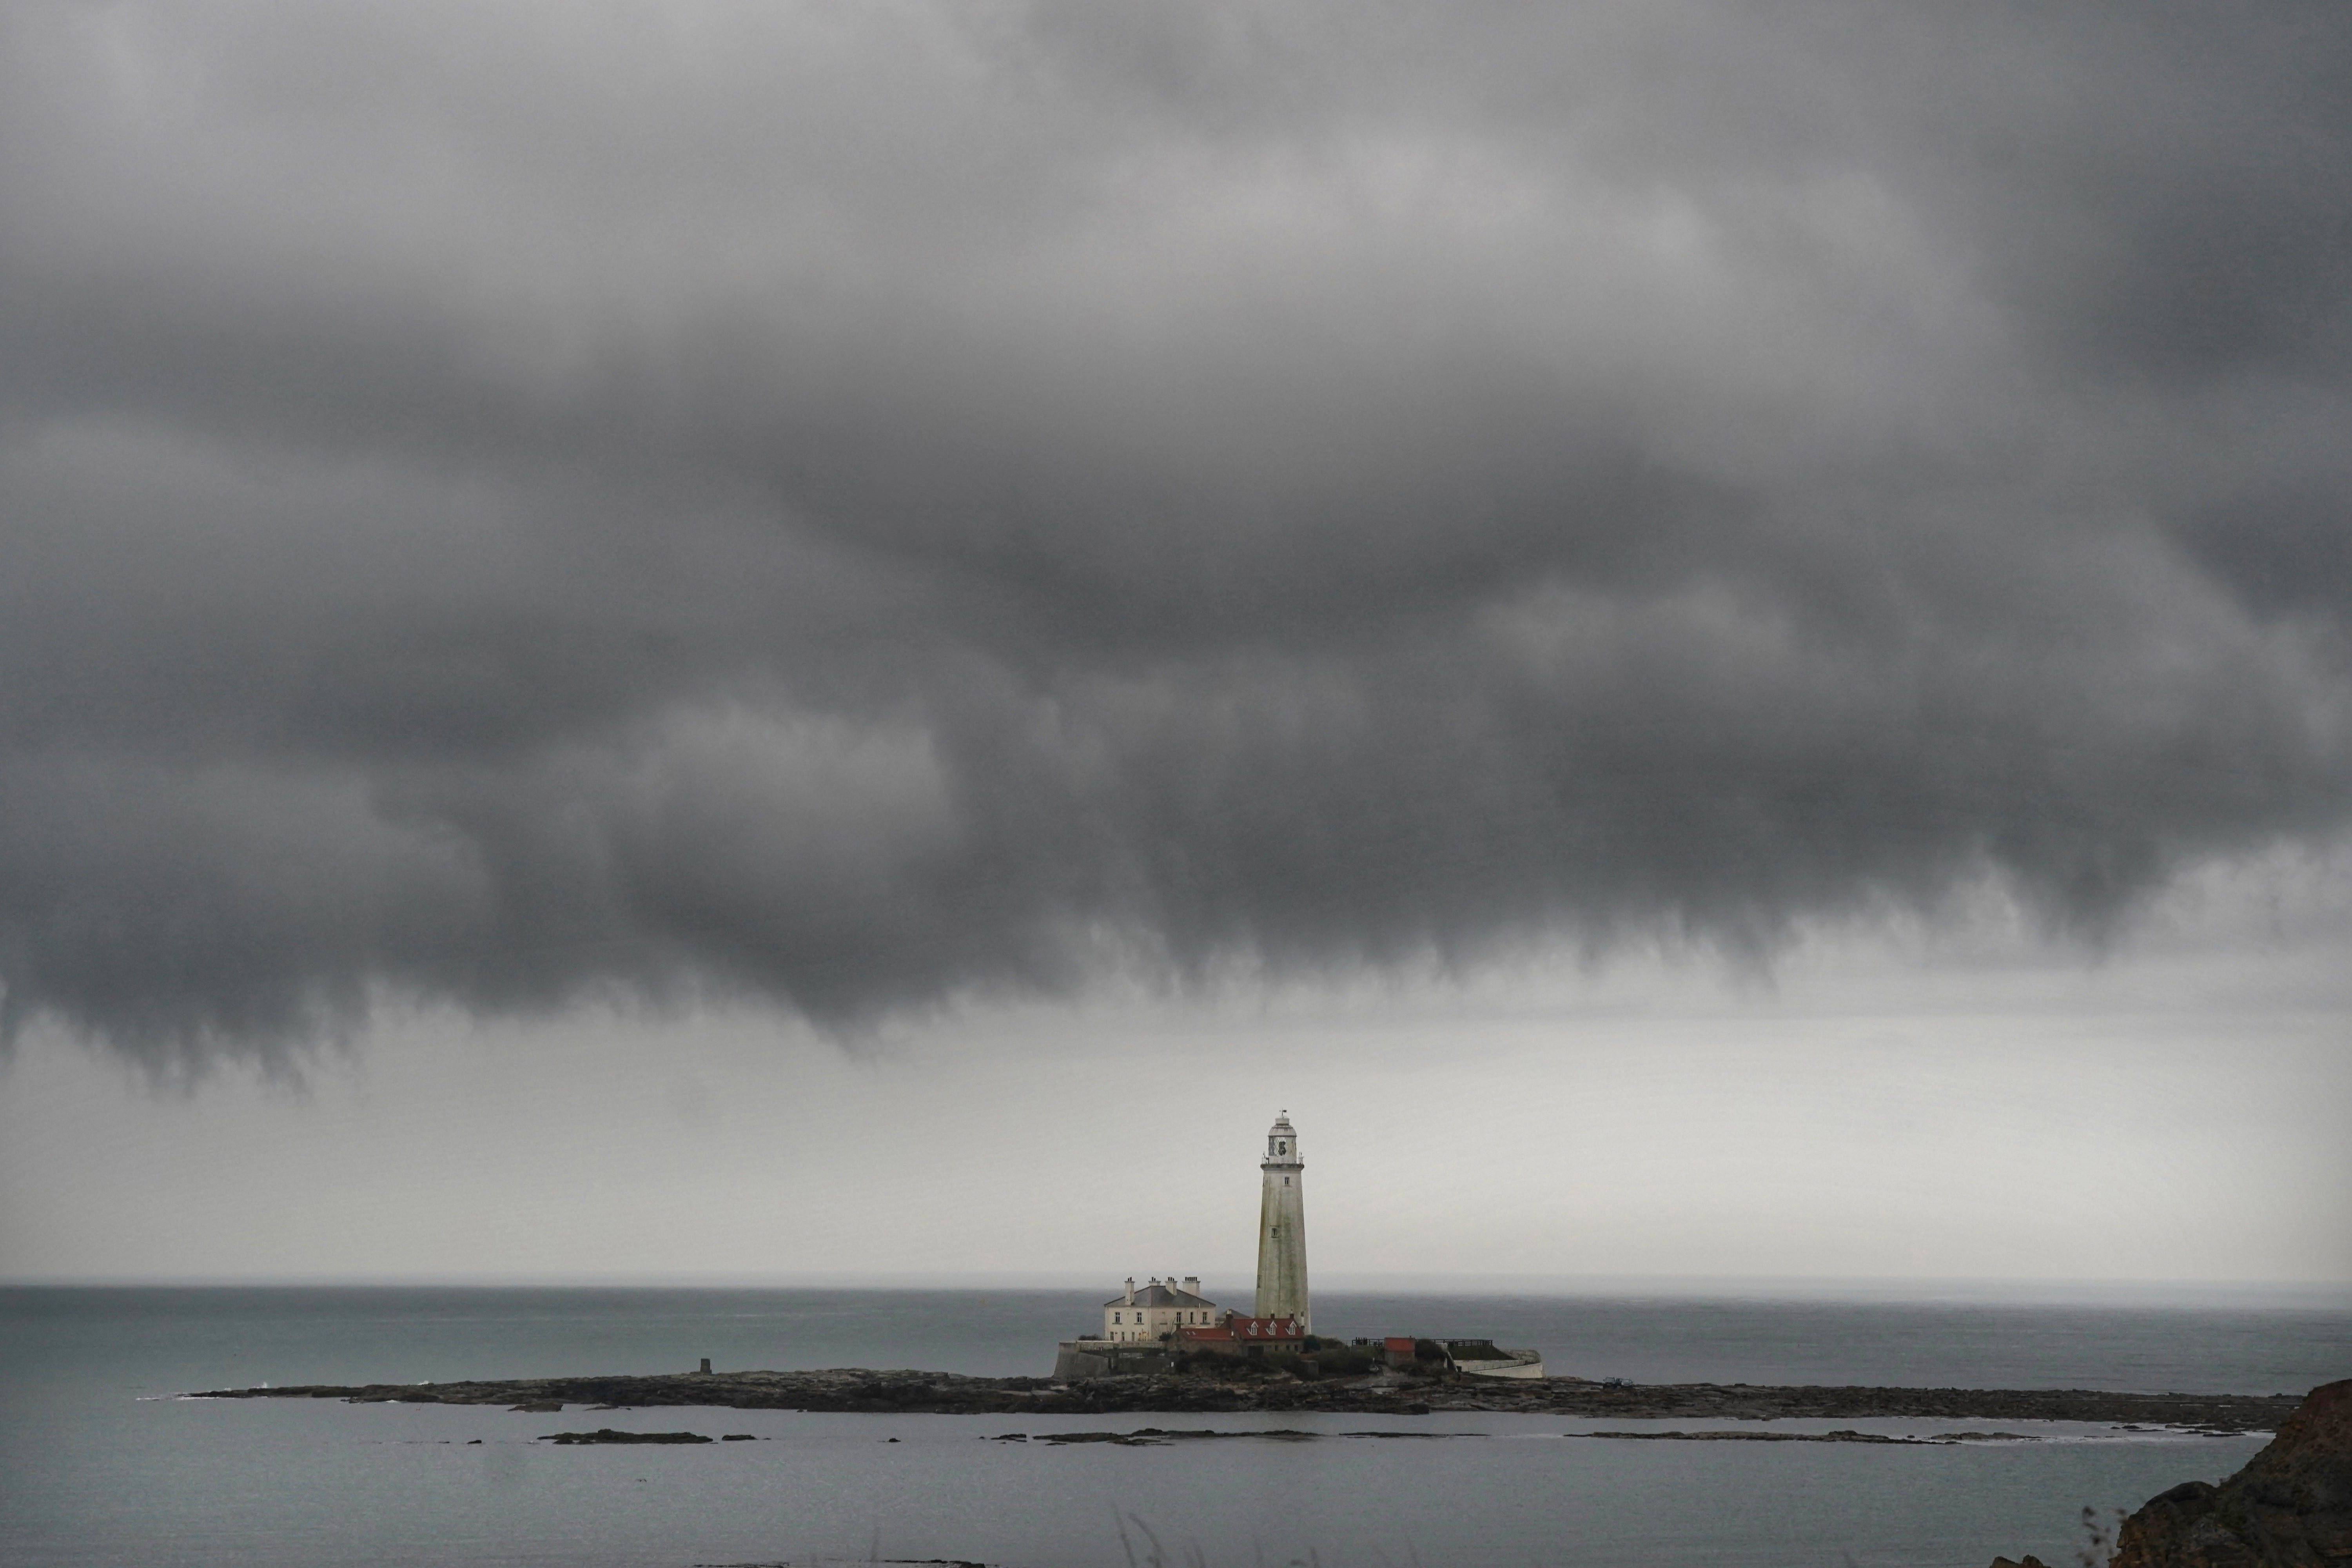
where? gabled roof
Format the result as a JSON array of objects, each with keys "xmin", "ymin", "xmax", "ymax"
[
  {"xmin": 1180, "ymin": 1314, "xmax": 1304, "ymax": 1342},
  {"xmin": 1102, "ymin": 1282, "xmax": 1218, "ymax": 1309}
]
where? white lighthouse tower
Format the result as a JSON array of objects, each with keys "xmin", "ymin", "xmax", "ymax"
[{"xmin": 1254, "ymin": 1112, "xmax": 1310, "ymax": 1330}]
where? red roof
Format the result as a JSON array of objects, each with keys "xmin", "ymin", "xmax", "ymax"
[
  {"xmin": 1225, "ymin": 1315, "xmax": 1305, "ymax": 1339},
  {"xmin": 1176, "ymin": 1312, "xmax": 1307, "ymax": 1343}
]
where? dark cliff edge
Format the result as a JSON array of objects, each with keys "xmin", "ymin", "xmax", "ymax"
[
  {"xmin": 1988, "ymin": 1379, "xmax": 2350, "ymax": 1568},
  {"xmin": 187, "ymin": 1369, "xmax": 2298, "ymax": 1428}
]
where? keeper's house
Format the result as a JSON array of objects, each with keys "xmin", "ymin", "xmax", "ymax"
[
  {"xmin": 1056, "ymin": 1279, "xmax": 1307, "ymax": 1379},
  {"xmin": 1174, "ymin": 1314, "xmax": 1306, "ymax": 1356},
  {"xmin": 1102, "ymin": 1276, "xmax": 1220, "ymax": 1342}
]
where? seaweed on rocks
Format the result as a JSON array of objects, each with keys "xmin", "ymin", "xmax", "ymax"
[{"xmin": 187, "ymin": 1369, "xmax": 2299, "ymax": 1432}]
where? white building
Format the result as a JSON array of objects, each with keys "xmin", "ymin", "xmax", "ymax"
[
  {"xmin": 1254, "ymin": 1112, "xmax": 1310, "ymax": 1331},
  {"xmin": 1101, "ymin": 1276, "xmax": 1218, "ymax": 1342}
]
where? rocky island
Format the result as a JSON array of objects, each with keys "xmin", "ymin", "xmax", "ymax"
[{"xmin": 191, "ymin": 1366, "xmax": 2298, "ymax": 1431}]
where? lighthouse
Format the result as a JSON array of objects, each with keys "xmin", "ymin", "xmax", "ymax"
[{"xmin": 1254, "ymin": 1112, "xmax": 1310, "ymax": 1330}]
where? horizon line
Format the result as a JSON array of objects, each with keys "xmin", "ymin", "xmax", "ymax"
[{"xmin": 3, "ymin": 1270, "xmax": 2346, "ymax": 1308}]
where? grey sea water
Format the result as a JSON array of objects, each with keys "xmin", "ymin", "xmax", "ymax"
[{"xmin": 2, "ymin": 1286, "xmax": 2346, "ymax": 1568}]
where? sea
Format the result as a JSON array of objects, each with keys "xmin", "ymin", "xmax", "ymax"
[{"xmin": 3, "ymin": 1286, "xmax": 2347, "ymax": 1568}]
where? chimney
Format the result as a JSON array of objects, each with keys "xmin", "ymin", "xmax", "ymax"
[
  {"xmin": 1124, "ymin": 1277, "xmax": 1136, "ymax": 1305},
  {"xmin": 1183, "ymin": 1276, "xmax": 1200, "ymax": 1296}
]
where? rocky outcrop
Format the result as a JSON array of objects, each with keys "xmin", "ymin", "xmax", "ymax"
[
  {"xmin": 1575, "ymin": 1428, "xmax": 2036, "ymax": 1445},
  {"xmin": 2105, "ymin": 1379, "xmax": 2352, "ymax": 1568},
  {"xmin": 188, "ymin": 1370, "xmax": 2300, "ymax": 1428}
]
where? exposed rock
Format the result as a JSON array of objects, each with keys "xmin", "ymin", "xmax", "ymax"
[
  {"xmin": 185, "ymin": 1369, "xmax": 2298, "ymax": 1429},
  {"xmin": 1986, "ymin": 1557, "xmax": 2052, "ymax": 1568},
  {"xmin": 2106, "ymin": 1379, "xmax": 2352, "ymax": 1568},
  {"xmin": 541, "ymin": 1428, "xmax": 713, "ymax": 1445},
  {"xmin": 1030, "ymin": 1427, "xmax": 1320, "ymax": 1445},
  {"xmin": 1576, "ymin": 1428, "xmax": 1938, "ymax": 1445}
]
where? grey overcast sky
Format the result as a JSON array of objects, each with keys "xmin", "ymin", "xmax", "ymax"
[{"xmin": 1, "ymin": 2, "xmax": 2348, "ymax": 1290}]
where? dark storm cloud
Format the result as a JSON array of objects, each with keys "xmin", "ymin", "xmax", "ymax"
[{"xmin": 1, "ymin": 1, "xmax": 2347, "ymax": 1069}]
